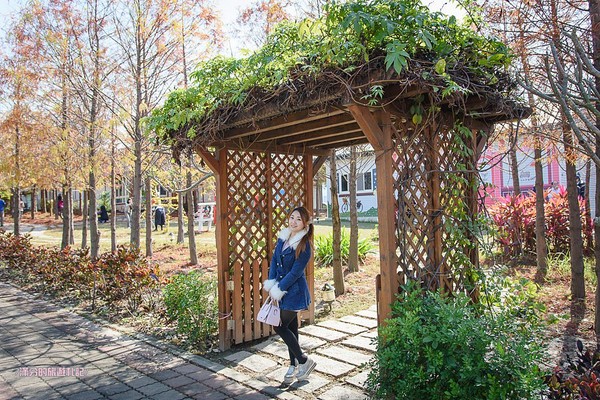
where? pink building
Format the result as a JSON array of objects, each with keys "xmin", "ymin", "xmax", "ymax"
[{"xmin": 479, "ymin": 143, "xmax": 566, "ymax": 205}]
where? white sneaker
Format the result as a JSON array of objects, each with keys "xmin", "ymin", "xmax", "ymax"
[
  {"xmin": 296, "ymin": 358, "xmax": 316, "ymax": 381},
  {"xmin": 282, "ymin": 364, "xmax": 296, "ymax": 384}
]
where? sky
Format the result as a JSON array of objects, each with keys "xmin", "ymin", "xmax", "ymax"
[{"xmin": 0, "ymin": 0, "xmax": 467, "ymax": 51}]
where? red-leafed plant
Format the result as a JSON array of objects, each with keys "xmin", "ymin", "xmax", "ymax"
[
  {"xmin": 0, "ymin": 232, "xmax": 160, "ymax": 313},
  {"xmin": 546, "ymin": 340, "xmax": 600, "ymax": 399},
  {"xmin": 489, "ymin": 189, "xmax": 592, "ymax": 257}
]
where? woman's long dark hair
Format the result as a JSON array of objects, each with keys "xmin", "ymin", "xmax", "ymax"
[{"xmin": 291, "ymin": 206, "xmax": 314, "ymax": 258}]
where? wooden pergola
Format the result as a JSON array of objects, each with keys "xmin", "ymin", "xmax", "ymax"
[{"xmin": 179, "ymin": 65, "xmax": 527, "ymax": 350}]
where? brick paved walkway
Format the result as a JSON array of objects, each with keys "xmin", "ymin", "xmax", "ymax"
[{"xmin": 0, "ymin": 282, "xmax": 374, "ymax": 400}]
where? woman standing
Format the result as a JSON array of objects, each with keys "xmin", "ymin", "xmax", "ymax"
[{"xmin": 263, "ymin": 206, "xmax": 316, "ymax": 384}]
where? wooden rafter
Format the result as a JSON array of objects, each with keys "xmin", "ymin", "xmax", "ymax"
[
  {"xmin": 254, "ymin": 114, "xmax": 355, "ymax": 142},
  {"xmin": 348, "ymin": 104, "xmax": 385, "ymax": 150},
  {"xmin": 222, "ymin": 106, "xmax": 346, "ymax": 139},
  {"xmin": 276, "ymin": 124, "xmax": 362, "ymax": 145}
]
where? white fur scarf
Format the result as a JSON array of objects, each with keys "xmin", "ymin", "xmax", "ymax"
[{"xmin": 278, "ymin": 227, "xmax": 308, "ymax": 250}]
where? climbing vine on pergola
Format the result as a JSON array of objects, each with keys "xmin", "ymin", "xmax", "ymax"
[{"xmin": 149, "ymin": 0, "xmax": 529, "ymax": 350}]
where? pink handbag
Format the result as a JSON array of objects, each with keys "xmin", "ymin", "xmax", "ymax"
[{"xmin": 257, "ymin": 296, "xmax": 281, "ymax": 326}]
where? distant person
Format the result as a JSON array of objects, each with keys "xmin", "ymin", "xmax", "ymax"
[
  {"xmin": 576, "ymin": 174, "xmax": 585, "ymax": 198},
  {"xmin": 548, "ymin": 181, "xmax": 561, "ymax": 200},
  {"xmin": 0, "ymin": 197, "xmax": 5, "ymax": 227},
  {"xmin": 99, "ymin": 205, "xmax": 109, "ymax": 223},
  {"xmin": 154, "ymin": 205, "xmax": 166, "ymax": 231},
  {"xmin": 57, "ymin": 194, "xmax": 64, "ymax": 219}
]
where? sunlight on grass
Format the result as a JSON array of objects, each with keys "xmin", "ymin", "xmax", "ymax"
[{"xmin": 547, "ymin": 252, "xmax": 597, "ymax": 287}]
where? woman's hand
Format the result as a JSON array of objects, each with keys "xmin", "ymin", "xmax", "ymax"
[
  {"xmin": 269, "ymin": 285, "xmax": 287, "ymax": 301},
  {"xmin": 262, "ymin": 279, "xmax": 277, "ymax": 293}
]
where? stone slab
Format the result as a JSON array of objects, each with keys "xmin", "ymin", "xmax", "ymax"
[
  {"xmin": 263, "ymin": 366, "xmax": 327, "ymax": 392},
  {"xmin": 360, "ymin": 330, "xmax": 378, "ymax": 338},
  {"xmin": 316, "ymin": 320, "xmax": 367, "ymax": 335},
  {"xmin": 355, "ymin": 310, "xmax": 377, "ymax": 320},
  {"xmin": 299, "ymin": 335, "xmax": 327, "ymax": 350},
  {"xmin": 224, "ymin": 351, "xmax": 277, "ymax": 373},
  {"xmin": 311, "ymin": 354, "xmax": 355, "ymax": 377},
  {"xmin": 316, "ymin": 346, "xmax": 373, "ymax": 366},
  {"xmin": 339, "ymin": 315, "xmax": 378, "ymax": 329},
  {"xmin": 346, "ymin": 370, "xmax": 370, "ymax": 389},
  {"xmin": 317, "ymin": 385, "xmax": 369, "ymax": 400},
  {"xmin": 341, "ymin": 336, "xmax": 377, "ymax": 352},
  {"xmin": 299, "ymin": 325, "xmax": 348, "ymax": 342},
  {"xmin": 253, "ymin": 339, "xmax": 290, "ymax": 360}
]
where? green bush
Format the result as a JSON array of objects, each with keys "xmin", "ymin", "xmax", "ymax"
[
  {"xmin": 163, "ymin": 270, "xmax": 218, "ymax": 348},
  {"xmin": 314, "ymin": 229, "xmax": 376, "ymax": 267},
  {"xmin": 366, "ymin": 280, "xmax": 546, "ymax": 400}
]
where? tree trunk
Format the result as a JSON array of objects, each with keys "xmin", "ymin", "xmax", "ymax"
[
  {"xmin": 81, "ymin": 190, "xmax": 88, "ymax": 248},
  {"xmin": 187, "ymin": 170, "xmax": 198, "ymax": 265},
  {"xmin": 69, "ymin": 189, "xmax": 74, "ymax": 245},
  {"xmin": 330, "ymin": 151, "xmax": 345, "ymax": 296},
  {"xmin": 61, "ymin": 185, "xmax": 72, "ymax": 249},
  {"xmin": 12, "ymin": 188, "xmax": 20, "ymax": 236},
  {"xmin": 54, "ymin": 189, "xmax": 59, "ymax": 219},
  {"xmin": 13, "ymin": 124, "xmax": 21, "ymax": 236},
  {"xmin": 587, "ymin": 0, "xmax": 600, "ymax": 350},
  {"xmin": 41, "ymin": 189, "xmax": 46, "ymax": 214},
  {"xmin": 349, "ymin": 146, "xmax": 359, "ymax": 272},
  {"xmin": 177, "ymin": 191, "xmax": 185, "ymax": 243},
  {"xmin": 110, "ymin": 137, "xmax": 117, "ymax": 252},
  {"xmin": 89, "ymin": 172, "xmax": 99, "ymax": 260},
  {"xmin": 30, "ymin": 186, "xmax": 36, "ymax": 219},
  {"xmin": 518, "ymin": 31, "xmax": 548, "ymax": 279},
  {"xmin": 549, "ymin": 0, "xmax": 585, "ymax": 299},
  {"xmin": 145, "ymin": 177, "xmax": 152, "ymax": 257},
  {"xmin": 509, "ymin": 128, "xmax": 521, "ymax": 196}
]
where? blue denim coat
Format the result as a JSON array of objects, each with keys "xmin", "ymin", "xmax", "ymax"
[{"xmin": 268, "ymin": 229, "xmax": 312, "ymax": 311}]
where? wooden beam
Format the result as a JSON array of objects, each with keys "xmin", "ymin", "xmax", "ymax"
[
  {"xmin": 276, "ymin": 124, "xmax": 361, "ymax": 145},
  {"xmin": 313, "ymin": 156, "xmax": 327, "ymax": 177},
  {"xmin": 348, "ymin": 104, "xmax": 385, "ymax": 151},
  {"xmin": 306, "ymin": 131, "xmax": 366, "ymax": 147},
  {"xmin": 315, "ymin": 137, "xmax": 371, "ymax": 150},
  {"xmin": 254, "ymin": 114, "xmax": 356, "ymax": 142},
  {"xmin": 381, "ymin": 85, "xmax": 430, "ymax": 104},
  {"xmin": 218, "ymin": 140, "xmax": 331, "ymax": 157},
  {"xmin": 222, "ymin": 106, "xmax": 346, "ymax": 139},
  {"xmin": 194, "ymin": 145, "xmax": 220, "ymax": 174},
  {"xmin": 373, "ymin": 111, "xmax": 398, "ymax": 327}
]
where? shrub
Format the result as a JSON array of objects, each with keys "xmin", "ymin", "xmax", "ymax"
[
  {"xmin": 0, "ymin": 232, "xmax": 159, "ymax": 313},
  {"xmin": 314, "ymin": 229, "xmax": 376, "ymax": 267},
  {"xmin": 94, "ymin": 246, "xmax": 160, "ymax": 307},
  {"xmin": 163, "ymin": 270, "xmax": 218, "ymax": 348},
  {"xmin": 489, "ymin": 191, "xmax": 591, "ymax": 256},
  {"xmin": 366, "ymin": 280, "xmax": 546, "ymax": 400},
  {"xmin": 546, "ymin": 340, "xmax": 600, "ymax": 399}
]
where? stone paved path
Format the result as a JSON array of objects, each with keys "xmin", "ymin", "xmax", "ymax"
[{"xmin": 0, "ymin": 282, "xmax": 375, "ymax": 399}]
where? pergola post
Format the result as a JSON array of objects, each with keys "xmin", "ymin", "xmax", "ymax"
[
  {"xmin": 348, "ymin": 104, "xmax": 399, "ymax": 325},
  {"xmin": 214, "ymin": 148, "xmax": 231, "ymax": 350},
  {"xmin": 303, "ymin": 155, "xmax": 316, "ymax": 323}
]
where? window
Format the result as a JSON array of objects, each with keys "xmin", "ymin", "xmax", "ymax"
[
  {"xmin": 341, "ymin": 174, "xmax": 349, "ymax": 192},
  {"xmin": 363, "ymin": 172, "xmax": 372, "ymax": 190},
  {"xmin": 357, "ymin": 171, "xmax": 373, "ymax": 191}
]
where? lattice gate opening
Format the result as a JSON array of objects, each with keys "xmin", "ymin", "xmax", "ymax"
[
  {"xmin": 222, "ymin": 150, "xmax": 311, "ymax": 347},
  {"xmin": 392, "ymin": 123, "xmax": 479, "ymax": 295}
]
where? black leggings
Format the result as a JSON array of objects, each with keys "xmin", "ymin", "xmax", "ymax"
[{"xmin": 274, "ymin": 310, "xmax": 307, "ymax": 366}]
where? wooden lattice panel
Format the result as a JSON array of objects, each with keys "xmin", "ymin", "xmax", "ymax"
[
  {"xmin": 224, "ymin": 150, "xmax": 308, "ymax": 346},
  {"xmin": 392, "ymin": 125, "xmax": 478, "ymax": 294},
  {"xmin": 270, "ymin": 153, "xmax": 307, "ymax": 231}
]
